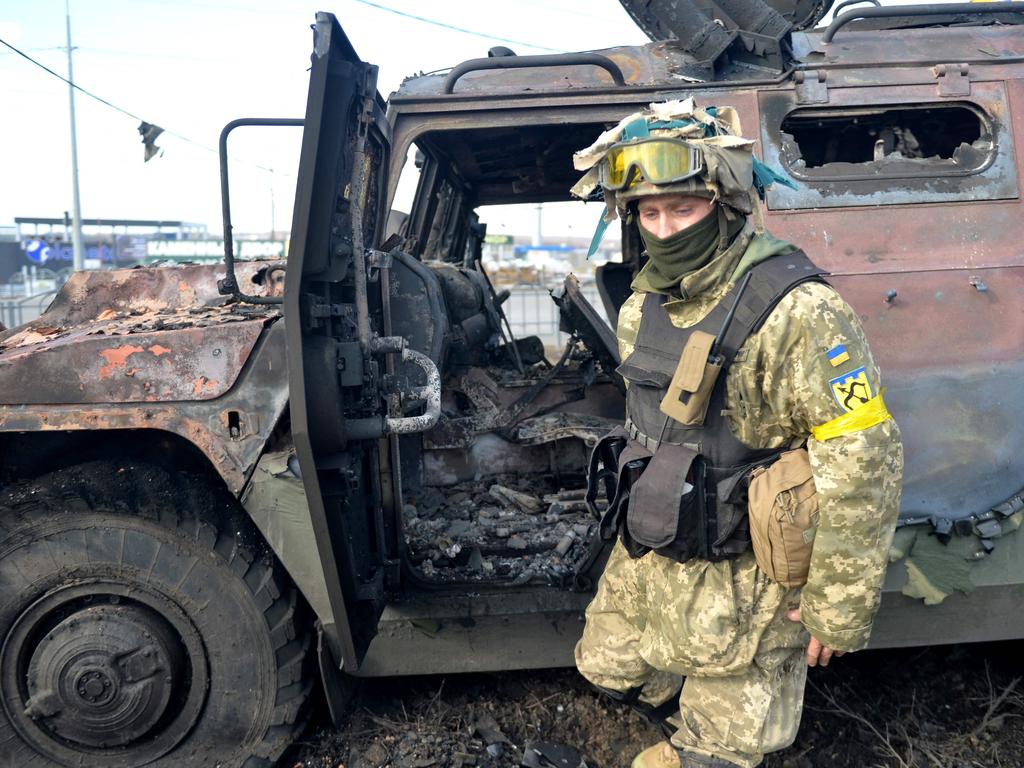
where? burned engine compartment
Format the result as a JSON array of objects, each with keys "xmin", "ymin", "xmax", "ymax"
[{"xmin": 388, "ymin": 256, "xmax": 622, "ymax": 586}]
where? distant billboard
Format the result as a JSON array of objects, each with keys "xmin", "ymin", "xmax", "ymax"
[
  {"xmin": 24, "ymin": 240, "xmax": 116, "ymax": 265},
  {"xmin": 483, "ymin": 234, "xmax": 514, "ymax": 245},
  {"xmin": 145, "ymin": 240, "xmax": 285, "ymax": 263}
]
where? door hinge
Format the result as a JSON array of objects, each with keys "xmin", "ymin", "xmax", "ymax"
[
  {"xmin": 934, "ymin": 63, "xmax": 970, "ymax": 97},
  {"xmin": 794, "ymin": 69, "xmax": 828, "ymax": 104}
]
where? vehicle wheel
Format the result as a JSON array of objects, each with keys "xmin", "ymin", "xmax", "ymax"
[{"xmin": 0, "ymin": 461, "xmax": 312, "ymax": 767}]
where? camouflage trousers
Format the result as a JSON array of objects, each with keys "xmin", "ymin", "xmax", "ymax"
[{"xmin": 575, "ymin": 541, "xmax": 807, "ymax": 768}]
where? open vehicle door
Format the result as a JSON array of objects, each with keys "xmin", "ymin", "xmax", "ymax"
[{"xmin": 285, "ymin": 13, "xmax": 441, "ymax": 671}]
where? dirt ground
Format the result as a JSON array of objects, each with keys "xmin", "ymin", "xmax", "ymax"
[{"xmin": 289, "ymin": 641, "xmax": 1024, "ymax": 768}]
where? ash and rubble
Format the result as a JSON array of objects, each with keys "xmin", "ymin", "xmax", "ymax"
[
  {"xmin": 403, "ymin": 474, "xmax": 603, "ymax": 585},
  {"xmin": 295, "ymin": 642, "xmax": 1024, "ymax": 768}
]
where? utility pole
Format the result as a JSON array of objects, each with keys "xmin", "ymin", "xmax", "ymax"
[
  {"xmin": 269, "ymin": 172, "xmax": 276, "ymax": 242},
  {"xmin": 533, "ymin": 203, "xmax": 543, "ymax": 247},
  {"xmin": 65, "ymin": 0, "xmax": 85, "ymax": 271}
]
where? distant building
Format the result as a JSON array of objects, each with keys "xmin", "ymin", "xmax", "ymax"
[
  {"xmin": 6, "ymin": 217, "xmax": 209, "ymax": 281},
  {"xmin": 3, "ymin": 217, "xmax": 284, "ymax": 284}
]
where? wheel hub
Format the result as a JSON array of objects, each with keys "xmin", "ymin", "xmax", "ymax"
[
  {"xmin": 2, "ymin": 581, "xmax": 210, "ymax": 766},
  {"xmin": 24, "ymin": 604, "xmax": 182, "ymax": 748}
]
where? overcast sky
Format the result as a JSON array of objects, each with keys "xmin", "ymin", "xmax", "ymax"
[{"xmin": 0, "ymin": 0, "xmax": 946, "ymax": 242}]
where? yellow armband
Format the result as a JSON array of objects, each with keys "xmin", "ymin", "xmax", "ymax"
[{"xmin": 811, "ymin": 390, "xmax": 892, "ymax": 442}]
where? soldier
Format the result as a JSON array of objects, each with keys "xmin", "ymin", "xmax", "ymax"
[{"xmin": 572, "ymin": 100, "xmax": 904, "ymax": 768}]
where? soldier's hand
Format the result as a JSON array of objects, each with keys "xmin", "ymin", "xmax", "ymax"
[{"xmin": 786, "ymin": 608, "xmax": 846, "ymax": 668}]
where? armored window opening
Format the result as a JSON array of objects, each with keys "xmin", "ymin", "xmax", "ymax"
[
  {"xmin": 779, "ymin": 103, "xmax": 994, "ymax": 181},
  {"xmin": 394, "ymin": 122, "xmax": 611, "ymax": 262}
]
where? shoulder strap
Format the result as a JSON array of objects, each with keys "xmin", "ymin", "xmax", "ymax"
[
  {"xmin": 715, "ymin": 250, "xmax": 829, "ymax": 363},
  {"xmin": 746, "ymin": 250, "xmax": 829, "ymax": 333}
]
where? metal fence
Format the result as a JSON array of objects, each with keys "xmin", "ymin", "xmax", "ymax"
[
  {"xmin": 503, "ymin": 283, "xmax": 609, "ymax": 350},
  {"xmin": 0, "ymin": 290, "xmax": 58, "ymax": 330}
]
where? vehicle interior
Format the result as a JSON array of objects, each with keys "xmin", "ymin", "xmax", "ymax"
[{"xmin": 385, "ymin": 122, "xmax": 636, "ymax": 588}]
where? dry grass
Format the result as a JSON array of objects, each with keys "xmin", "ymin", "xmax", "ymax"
[{"xmin": 796, "ymin": 660, "xmax": 1024, "ymax": 768}]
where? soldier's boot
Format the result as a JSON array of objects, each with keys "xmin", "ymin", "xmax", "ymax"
[{"xmin": 631, "ymin": 741, "xmax": 740, "ymax": 768}]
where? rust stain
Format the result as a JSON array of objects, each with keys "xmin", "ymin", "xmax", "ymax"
[
  {"xmin": 192, "ymin": 376, "xmax": 221, "ymax": 396},
  {"xmin": 98, "ymin": 345, "xmax": 145, "ymax": 379},
  {"xmin": 148, "ymin": 344, "xmax": 171, "ymax": 356}
]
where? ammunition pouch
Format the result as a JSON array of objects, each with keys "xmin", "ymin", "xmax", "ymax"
[
  {"xmin": 626, "ymin": 442, "xmax": 705, "ymax": 557},
  {"xmin": 659, "ymin": 330, "xmax": 722, "ymax": 427},
  {"xmin": 587, "ymin": 428, "xmax": 770, "ymax": 563}
]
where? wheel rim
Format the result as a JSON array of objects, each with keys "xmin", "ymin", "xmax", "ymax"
[{"xmin": 1, "ymin": 580, "xmax": 209, "ymax": 766}]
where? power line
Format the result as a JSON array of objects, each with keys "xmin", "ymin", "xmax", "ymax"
[
  {"xmin": 0, "ymin": 35, "xmax": 290, "ymax": 177},
  {"xmin": 349, "ymin": 0, "xmax": 568, "ymax": 53},
  {"xmin": 1, "ymin": 36, "xmax": 144, "ymax": 122}
]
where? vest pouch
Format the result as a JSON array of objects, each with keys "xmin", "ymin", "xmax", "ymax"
[
  {"xmin": 747, "ymin": 449, "xmax": 818, "ymax": 588},
  {"xmin": 709, "ymin": 458, "xmax": 774, "ymax": 559},
  {"xmin": 626, "ymin": 442, "xmax": 704, "ymax": 553},
  {"xmin": 659, "ymin": 330, "xmax": 722, "ymax": 426},
  {"xmin": 595, "ymin": 438, "xmax": 652, "ymax": 544}
]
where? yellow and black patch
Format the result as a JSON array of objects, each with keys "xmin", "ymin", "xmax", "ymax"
[{"xmin": 829, "ymin": 366, "xmax": 873, "ymax": 412}]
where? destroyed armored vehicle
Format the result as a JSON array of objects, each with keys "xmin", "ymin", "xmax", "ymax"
[{"xmin": 2, "ymin": 1, "xmax": 1024, "ymax": 764}]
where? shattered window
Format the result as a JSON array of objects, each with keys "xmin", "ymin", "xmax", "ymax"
[{"xmin": 780, "ymin": 104, "xmax": 994, "ymax": 180}]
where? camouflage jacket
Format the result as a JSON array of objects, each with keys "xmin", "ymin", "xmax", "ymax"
[{"xmin": 618, "ymin": 222, "xmax": 904, "ymax": 652}]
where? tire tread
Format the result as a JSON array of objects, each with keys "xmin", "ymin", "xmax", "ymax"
[{"xmin": 0, "ymin": 460, "xmax": 312, "ymax": 767}]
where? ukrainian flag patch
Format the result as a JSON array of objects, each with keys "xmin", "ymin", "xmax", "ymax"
[
  {"xmin": 826, "ymin": 344, "xmax": 850, "ymax": 367},
  {"xmin": 829, "ymin": 366, "xmax": 873, "ymax": 412}
]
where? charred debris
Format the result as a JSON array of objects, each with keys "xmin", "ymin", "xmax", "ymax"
[{"xmin": 402, "ymin": 276, "xmax": 622, "ymax": 588}]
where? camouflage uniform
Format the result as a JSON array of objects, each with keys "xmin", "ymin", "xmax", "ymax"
[{"xmin": 575, "ymin": 221, "xmax": 904, "ymax": 767}]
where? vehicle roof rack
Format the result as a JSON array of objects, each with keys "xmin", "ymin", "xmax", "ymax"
[
  {"xmin": 443, "ymin": 53, "xmax": 627, "ymax": 94},
  {"xmin": 823, "ymin": 1, "xmax": 1024, "ymax": 43}
]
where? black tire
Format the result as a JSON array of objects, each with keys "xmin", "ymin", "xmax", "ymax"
[{"xmin": 0, "ymin": 461, "xmax": 312, "ymax": 767}]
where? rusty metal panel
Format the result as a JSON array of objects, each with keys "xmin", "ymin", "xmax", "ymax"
[
  {"xmin": 391, "ymin": 44, "xmax": 674, "ymax": 101},
  {"xmin": 765, "ymin": 198, "xmax": 1024, "ymax": 274},
  {"xmin": 0, "ymin": 323, "xmax": 265, "ymax": 404},
  {"xmin": 759, "ymin": 81, "xmax": 1018, "ymax": 209},
  {"xmin": 0, "ymin": 263, "xmax": 282, "ymax": 405},
  {"xmin": 756, "ymin": 74, "xmax": 1024, "ymax": 526},
  {"xmin": 0, "ymin": 321, "xmax": 290, "ymax": 495},
  {"xmin": 795, "ymin": 25, "xmax": 1024, "ymax": 71},
  {"xmin": 764, "ymin": 79, "xmax": 1024, "ymax": 272}
]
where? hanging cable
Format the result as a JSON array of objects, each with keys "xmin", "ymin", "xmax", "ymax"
[{"xmin": 0, "ymin": 35, "xmax": 290, "ymax": 176}]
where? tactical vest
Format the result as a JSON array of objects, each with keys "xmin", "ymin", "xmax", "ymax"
[{"xmin": 605, "ymin": 250, "xmax": 827, "ymax": 563}]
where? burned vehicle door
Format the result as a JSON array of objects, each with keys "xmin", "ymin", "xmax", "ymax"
[{"xmin": 285, "ymin": 13, "xmax": 441, "ymax": 670}]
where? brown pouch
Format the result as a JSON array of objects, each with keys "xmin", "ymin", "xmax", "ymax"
[
  {"xmin": 660, "ymin": 330, "xmax": 722, "ymax": 426},
  {"xmin": 747, "ymin": 449, "xmax": 818, "ymax": 588}
]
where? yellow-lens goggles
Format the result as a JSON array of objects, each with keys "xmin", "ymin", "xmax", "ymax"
[{"xmin": 598, "ymin": 138, "xmax": 704, "ymax": 191}]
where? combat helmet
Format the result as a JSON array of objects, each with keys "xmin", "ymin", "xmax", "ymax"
[{"xmin": 571, "ymin": 98, "xmax": 793, "ymax": 255}]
